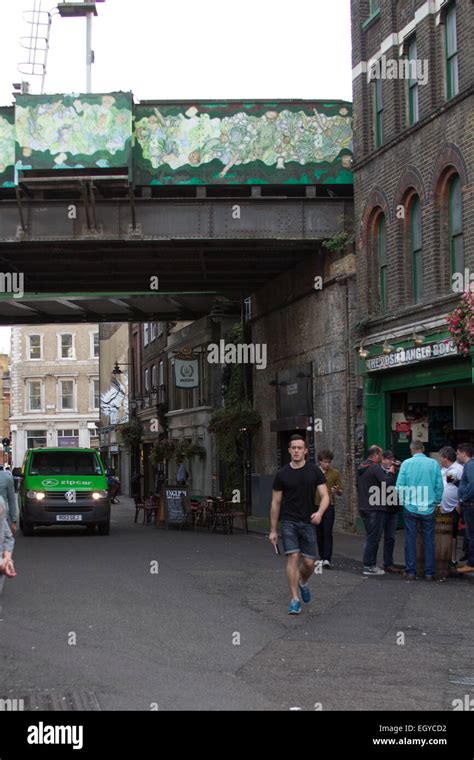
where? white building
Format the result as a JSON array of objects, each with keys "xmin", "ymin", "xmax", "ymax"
[{"xmin": 10, "ymin": 324, "xmax": 100, "ymax": 466}]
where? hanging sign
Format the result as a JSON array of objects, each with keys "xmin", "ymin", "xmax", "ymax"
[{"xmin": 175, "ymin": 358, "xmax": 199, "ymax": 388}]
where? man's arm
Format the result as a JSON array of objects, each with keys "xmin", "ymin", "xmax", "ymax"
[
  {"xmin": 269, "ymin": 490, "xmax": 282, "ymax": 545},
  {"xmin": 434, "ymin": 464, "xmax": 444, "ymax": 505},
  {"xmin": 311, "ymin": 483, "xmax": 330, "ymax": 524}
]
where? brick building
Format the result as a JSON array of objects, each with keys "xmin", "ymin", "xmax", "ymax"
[{"xmin": 351, "ymin": 0, "xmax": 474, "ymax": 471}]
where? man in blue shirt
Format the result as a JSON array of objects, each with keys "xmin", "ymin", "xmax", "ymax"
[
  {"xmin": 396, "ymin": 440, "xmax": 443, "ymax": 580},
  {"xmin": 456, "ymin": 443, "xmax": 474, "ymax": 574}
]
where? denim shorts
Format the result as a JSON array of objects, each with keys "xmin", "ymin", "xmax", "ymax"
[{"xmin": 280, "ymin": 520, "xmax": 317, "ymax": 559}]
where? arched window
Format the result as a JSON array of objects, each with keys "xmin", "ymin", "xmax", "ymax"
[
  {"xmin": 449, "ymin": 175, "xmax": 463, "ymax": 275},
  {"xmin": 376, "ymin": 214, "xmax": 387, "ymax": 311},
  {"xmin": 411, "ymin": 196, "xmax": 423, "ymax": 303}
]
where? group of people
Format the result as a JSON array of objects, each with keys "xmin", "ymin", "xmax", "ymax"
[
  {"xmin": 269, "ymin": 434, "xmax": 474, "ymax": 614},
  {"xmin": 357, "ymin": 440, "xmax": 474, "ymax": 580},
  {"xmin": 0, "ymin": 466, "xmax": 19, "ymax": 595}
]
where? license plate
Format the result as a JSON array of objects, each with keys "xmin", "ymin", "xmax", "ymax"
[{"xmin": 56, "ymin": 515, "xmax": 82, "ymax": 521}]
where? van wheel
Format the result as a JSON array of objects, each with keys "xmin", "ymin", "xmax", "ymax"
[
  {"xmin": 97, "ymin": 521, "xmax": 110, "ymax": 536},
  {"xmin": 22, "ymin": 522, "xmax": 34, "ymax": 536},
  {"xmin": 86, "ymin": 524, "xmax": 96, "ymax": 535}
]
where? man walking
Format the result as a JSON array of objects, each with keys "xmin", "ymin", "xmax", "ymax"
[
  {"xmin": 396, "ymin": 440, "xmax": 443, "ymax": 580},
  {"xmin": 456, "ymin": 443, "xmax": 474, "ymax": 575},
  {"xmin": 269, "ymin": 434, "xmax": 330, "ymax": 614}
]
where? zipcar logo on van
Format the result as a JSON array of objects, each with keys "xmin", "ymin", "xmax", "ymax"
[{"xmin": 41, "ymin": 479, "xmax": 59, "ymax": 487}]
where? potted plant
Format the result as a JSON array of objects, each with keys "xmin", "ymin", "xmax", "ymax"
[{"xmin": 446, "ymin": 290, "xmax": 474, "ymax": 356}]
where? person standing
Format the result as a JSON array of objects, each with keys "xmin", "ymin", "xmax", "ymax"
[
  {"xmin": 315, "ymin": 449, "xmax": 342, "ymax": 568},
  {"xmin": 456, "ymin": 443, "xmax": 474, "ymax": 575},
  {"xmin": 396, "ymin": 440, "xmax": 443, "ymax": 580},
  {"xmin": 380, "ymin": 451, "xmax": 402, "ymax": 573},
  {"xmin": 269, "ymin": 434, "xmax": 330, "ymax": 615},
  {"xmin": 439, "ymin": 446, "xmax": 464, "ymax": 567},
  {"xmin": 0, "ymin": 474, "xmax": 17, "ymax": 605},
  {"xmin": 176, "ymin": 459, "xmax": 188, "ymax": 486},
  {"xmin": 357, "ymin": 445, "xmax": 396, "ymax": 576}
]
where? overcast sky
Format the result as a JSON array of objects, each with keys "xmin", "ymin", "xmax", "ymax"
[
  {"xmin": 0, "ymin": 0, "xmax": 352, "ymax": 353},
  {"xmin": 0, "ymin": 0, "xmax": 352, "ymax": 105}
]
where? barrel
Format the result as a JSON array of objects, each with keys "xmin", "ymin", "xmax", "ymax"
[{"xmin": 416, "ymin": 512, "xmax": 452, "ymax": 578}]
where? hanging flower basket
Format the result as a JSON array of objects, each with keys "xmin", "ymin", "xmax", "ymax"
[
  {"xmin": 118, "ymin": 418, "xmax": 143, "ymax": 450},
  {"xmin": 150, "ymin": 438, "xmax": 176, "ymax": 463},
  {"xmin": 446, "ymin": 290, "xmax": 474, "ymax": 356}
]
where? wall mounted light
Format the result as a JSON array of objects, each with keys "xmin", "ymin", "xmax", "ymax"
[
  {"xmin": 358, "ymin": 341, "xmax": 369, "ymax": 359},
  {"xmin": 382, "ymin": 339, "xmax": 395, "ymax": 355},
  {"xmin": 412, "ymin": 332, "xmax": 425, "ymax": 346}
]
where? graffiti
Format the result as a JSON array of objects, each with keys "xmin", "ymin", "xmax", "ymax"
[{"xmin": 0, "ymin": 108, "xmax": 15, "ymax": 187}]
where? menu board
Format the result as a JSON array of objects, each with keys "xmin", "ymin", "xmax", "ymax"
[{"xmin": 161, "ymin": 486, "xmax": 187, "ymax": 528}]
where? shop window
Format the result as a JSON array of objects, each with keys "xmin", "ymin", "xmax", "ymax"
[
  {"xmin": 449, "ymin": 175, "xmax": 464, "ymax": 275},
  {"xmin": 411, "ymin": 196, "xmax": 423, "ymax": 303},
  {"xmin": 57, "ymin": 429, "xmax": 79, "ymax": 447},
  {"xmin": 445, "ymin": 4, "xmax": 459, "ymax": 100},
  {"xmin": 26, "ymin": 429, "xmax": 47, "ymax": 449}
]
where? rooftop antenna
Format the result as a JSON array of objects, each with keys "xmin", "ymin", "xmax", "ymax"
[
  {"xmin": 57, "ymin": 1, "xmax": 105, "ymax": 93},
  {"xmin": 18, "ymin": 0, "xmax": 53, "ymax": 93}
]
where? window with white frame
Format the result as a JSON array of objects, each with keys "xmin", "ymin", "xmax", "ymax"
[
  {"xmin": 59, "ymin": 333, "xmax": 74, "ymax": 359},
  {"xmin": 144, "ymin": 368, "xmax": 150, "ymax": 392},
  {"xmin": 157, "ymin": 322, "xmax": 164, "ymax": 336},
  {"xmin": 143, "ymin": 323, "xmax": 149, "ymax": 346},
  {"xmin": 91, "ymin": 332, "xmax": 99, "ymax": 358},
  {"xmin": 91, "ymin": 378, "xmax": 100, "ymax": 410},
  {"xmin": 159, "ymin": 360, "xmax": 164, "ymax": 386},
  {"xmin": 60, "ymin": 380, "xmax": 74, "ymax": 410},
  {"xmin": 151, "ymin": 322, "xmax": 157, "ymax": 341},
  {"xmin": 57, "ymin": 429, "xmax": 79, "ymax": 447},
  {"xmin": 28, "ymin": 334, "xmax": 42, "ymax": 360},
  {"xmin": 151, "ymin": 365, "xmax": 157, "ymax": 388},
  {"xmin": 27, "ymin": 380, "xmax": 42, "ymax": 411},
  {"xmin": 26, "ymin": 429, "xmax": 47, "ymax": 448}
]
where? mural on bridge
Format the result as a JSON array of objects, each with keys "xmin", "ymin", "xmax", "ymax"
[
  {"xmin": 1, "ymin": 94, "xmax": 352, "ymax": 186},
  {"xmin": 134, "ymin": 101, "xmax": 352, "ymax": 184},
  {"xmin": 0, "ymin": 108, "xmax": 15, "ymax": 187},
  {"xmin": 14, "ymin": 92, "xmax": 133, "ymax": 179}
]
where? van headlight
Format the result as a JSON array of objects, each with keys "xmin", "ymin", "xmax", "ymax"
[
  {"xmin": 92, "ymin": 490, "xmax": 108, "ymax": 500},
  {"xmin": 27, "ymin": 490, "xmax": 45, "ymax": 500}
]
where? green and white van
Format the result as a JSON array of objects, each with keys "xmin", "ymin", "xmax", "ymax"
[{"xmin": 19, "ymin": 448, "xmax": 111, "ymax": 536}]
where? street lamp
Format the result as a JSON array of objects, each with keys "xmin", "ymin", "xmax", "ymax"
[{"xmin": 57, "ymin": 1, "xmax": 105, "ymax": 92}]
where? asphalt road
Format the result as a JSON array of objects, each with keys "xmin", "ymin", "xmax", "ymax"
[{"xmin": 1, "ymin": 499, "xmax": 473, "ymax": 711}]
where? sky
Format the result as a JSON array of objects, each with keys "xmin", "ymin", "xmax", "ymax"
[
  {"xmin": 0, "ymin": 0, "xmax": 352, "ymax": 354},
  {"xmin": 0, "ymin": 0, "xmax": 352, "ymax": 105}
]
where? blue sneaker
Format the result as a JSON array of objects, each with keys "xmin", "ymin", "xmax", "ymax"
[
  {"xmin": 288, "ymin": 599, "xmax": 301, "ymax": 615},
  {"xmin": 298, "ymin": 582, "xmax": 311, "ymax": 603}
]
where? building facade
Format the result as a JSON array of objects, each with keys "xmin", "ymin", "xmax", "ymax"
[
  {"xmin": 10, "ymin": 325, "xmax": 100, "ymax": 466},
  {"xmin": 99, "ymin": 322, "xmax": 130, "ymax": 490},
  {"xmin": 351, "ymin": 0, "xmax": 473, "ymax": 472}
]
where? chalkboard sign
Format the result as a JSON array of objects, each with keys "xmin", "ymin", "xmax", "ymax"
[{"xmin": 161, "ymin": 485, "xmax": 187, "ymax": 528}]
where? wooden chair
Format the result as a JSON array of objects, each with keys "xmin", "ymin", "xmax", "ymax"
[
  {"xmin": 211, "ymin": 499, "xmax": 232, "ymax": 535},
  {"xmin": 228, "ymin": 502, "xmax": 248, "ymax": 534},
  {"xmin": 133, "ymin": 494, "xmax": 145, "ymax": 524},
  {"xmin": 144, "ymin": 494, "xmax": 159, "ymax": 525}
]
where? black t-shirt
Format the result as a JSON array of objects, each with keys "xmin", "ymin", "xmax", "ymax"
[{"xmin": 272, "ymin": 462, "xmax": 326, "ymax": 523}]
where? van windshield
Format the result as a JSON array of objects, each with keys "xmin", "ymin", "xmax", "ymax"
[{"xmin": 29, "ymin": 452, "xmax": 103, "ymax": 476}]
